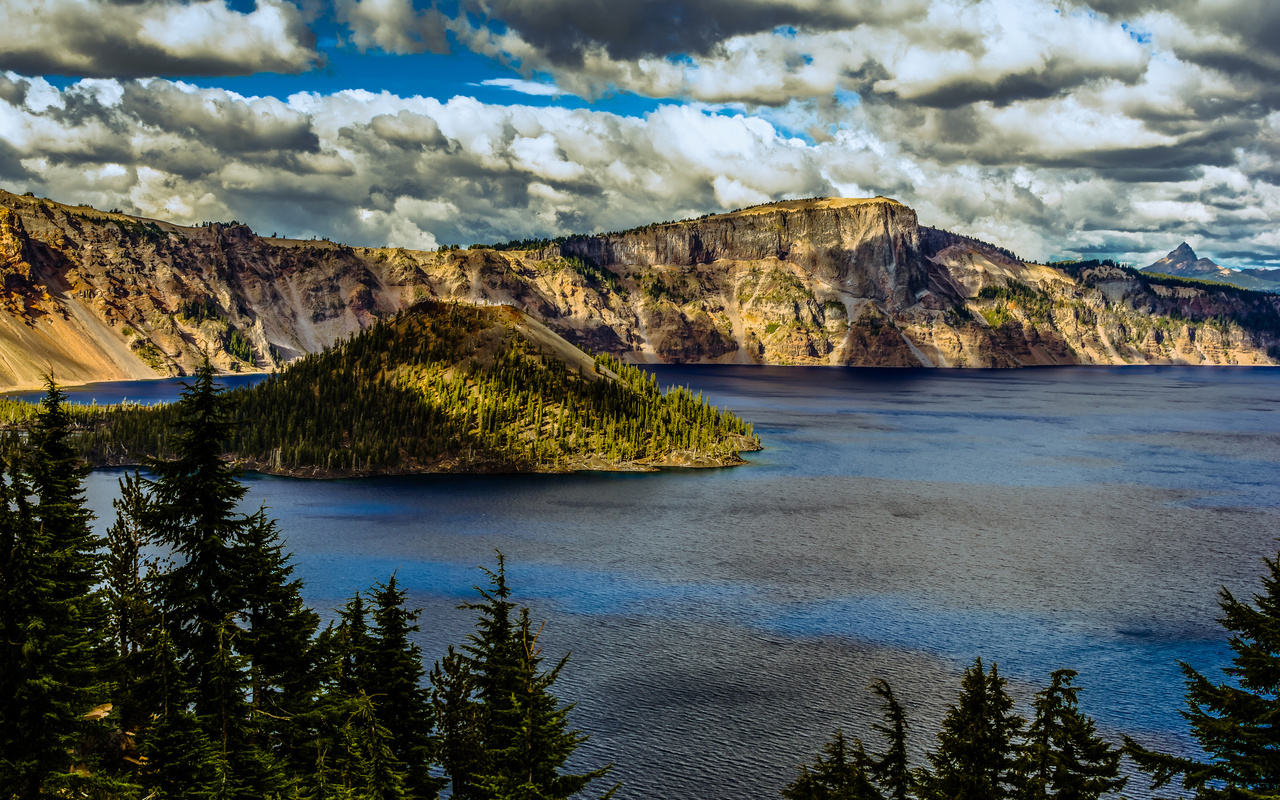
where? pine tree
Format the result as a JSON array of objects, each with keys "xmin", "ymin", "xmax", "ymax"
[
  {"xmin": 431, "ymin": 646, "xmax": 485, "ymax": 800},
  {"xmin": 477, "ymin": 606, "xmax": 616, "ymax": 800},
  {"xmin": 782, "ymin": 729, "xmax": 881, "ymax": 800},
  {"xmin": 448, "ymin": 553, "xmax": 616, "ymax": 800},
  {"xmin": 1124, "ymin": 550, "xmax": 1280, "ymax": 800},
  {"xmin": 869, "ymin": 680, "xmax": 911, "ymax": 800},
  {"xmin": 1015, "ymin": 669, "xmax": 1124, "ymax": 800},
  {"xmin": 140, "ymin": 361, "xmax": 288, "ymax": 798},
  {"xmin": 366, "ymin": 575, "xmax": 444, "ymax": 799},
  {"xmin": 236, "ymin": 507, "xmax": 321, "ymax": 778},
  {"xmin": 145, "ymin": 359, "xmax": 253, "ymax": 709},
  {"xmin": 919, "ymin": 658, "xmax": 1024, "ymax": 800},
  {"xmin": 0, "ymin": 379, "xmax": 118, "ymax": 797},
  {"xmin": 103, "ymin": 469, "xmax": 158, "ymax": 770}
]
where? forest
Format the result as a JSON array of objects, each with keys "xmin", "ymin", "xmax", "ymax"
[
  {"xmin": 0, "ymin": 372, "xmax": 1275, "ymax": 799},
  {"xmin": 0, "ymin": 301, "xmax": 760, "ymax": 476}
]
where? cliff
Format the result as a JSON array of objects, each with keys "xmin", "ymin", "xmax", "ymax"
[{"xmin": 0, "ymin": 188, "xmax": 1277, "ymax": 389}]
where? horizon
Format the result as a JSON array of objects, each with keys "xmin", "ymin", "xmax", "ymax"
[{"xmin": 1, "ymin": 1, "xmax": 1278, "ymax": 269}]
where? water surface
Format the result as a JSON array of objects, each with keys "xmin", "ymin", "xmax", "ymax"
[{"xmin": 80, "ymin": 366, "xmax": 1280, "ymax": 799}]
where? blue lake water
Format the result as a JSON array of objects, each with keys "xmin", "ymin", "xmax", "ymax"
[{"xmin": 70, "ymin": 366, "xmax": 1280, "ymax": 799}]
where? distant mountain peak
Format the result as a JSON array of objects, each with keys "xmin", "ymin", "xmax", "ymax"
[{"xmin": 1171, "ymin": 241, "xmax": 1196, "ymax": 258}]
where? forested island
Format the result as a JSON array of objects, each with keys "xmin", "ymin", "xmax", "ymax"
[
  {"xmin": 0, "ymin": 376, "xmax": 1275, "ymax": 799},
  {"xmin": 0, "ymin": 300, "xmax": 761, "ymax": 477}
]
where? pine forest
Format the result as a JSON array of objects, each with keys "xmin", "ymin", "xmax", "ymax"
[{"xmin": 0, "ymin": 301, "xmax": 761, "ymax": 477}]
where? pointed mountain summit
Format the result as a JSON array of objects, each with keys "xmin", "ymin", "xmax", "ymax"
[
  {"xmin": 1143, "ymin": 243, "xmax": 1280, "ymax": 291},
  {"xmin": 1144, "ymin": 242, "xmax": 1223, "ymax": 277}
]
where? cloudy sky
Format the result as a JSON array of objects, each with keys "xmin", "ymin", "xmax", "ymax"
[{"xmin": 2, "ymin": 0, "xmax": 1279, "ymax": 267}]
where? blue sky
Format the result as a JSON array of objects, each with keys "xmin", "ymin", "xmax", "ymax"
[{"xmin": 2, "ymin": 0, "xmax": 1280, "ymax": 268}]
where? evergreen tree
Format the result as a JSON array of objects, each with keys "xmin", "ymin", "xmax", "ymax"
[
  {"xmin": 139, "ymin": 361, "xmax": 297, "ymax": 798},
  {"xmin": 782, "ymin": 729, "xmax": 881, "ymax": 800},
  {"xmin": 134, "ymin": 623, "xmax": 223, "ymax": 800},
  {"xmin": 337, "ymin": 592, "xmax": 374, "ymax": 695},
  {"xmin": 145, "ymin": 359, "xmax": 253, "ymax": 709},
  {"xmin": 869, "ymin": 680, "xmax": 911, "ymax": 800},
  {"xmin": 918, "ymin": 658, "xmax": 1024, "ymax": 800},
  {"xmin": 1124, "ymin": 550, "xmax": 1280, "ymax": 800},
  {"xmin": 449, "ymin": 553, "xmax": 616, "ymax": 800},
  {"xmin": 0, "ymin": 379, "xmax": 118, "ymax": 797},
  {"xmin": 1015, "ymin": 670, "xmax": 1124, "ymax": 800},
  {"xmin": 236, "ymin": 508, "xmax": 321, "ymax": 778},
  {"xmin": 102, "ymin": 470, "xmax": 158, "ymax": 771},
  {"xmin": 431, "ymin": 646, "xmax": 485, "ymax": 800},
  {"xmin": 366, "ymin": 575, "xmax": 444, "ymax": 799}
]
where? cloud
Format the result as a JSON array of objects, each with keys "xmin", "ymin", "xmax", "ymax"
[
  {"xmin": 0, "ymin": 0, "xmax": 319, "ymax": 79},
  {"xmin": 337, "ymin": 0, "xmax": 448, "ymax": 54},
  {"xmin": 477, "ymin": 78, "xmax": 564, "ymax": 97},
  {"xmin": 4, "ymin": 76, "xmax": 1280, "ymax": 268}
]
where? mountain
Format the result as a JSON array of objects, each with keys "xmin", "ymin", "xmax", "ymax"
[
  {"xmin": 7, "ymin": 300, "xmax": 760, "ymax": 475},
  {"xmin": 0, "ymin": 187, "xmax": 1278, "ymax": 389},
  {"xmin": 1142, "ymin": 242, "xmax": 1280, "ymax": 292}
]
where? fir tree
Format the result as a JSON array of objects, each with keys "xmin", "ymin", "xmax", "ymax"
[
  {"xmin": 782, "ymin": 729, "xmax": 881, "ymax": 800},
  {"xmin": 451, "ymin": 553, "xmax": 616, "ymax": 800},
  {"xmin": 1124, "ymin": 550, "xmax": 1280, "ymax": 800},
  {"xmin": 1015, "ymin": 670, "xmax": 1124, "ymax": 800},
  {"xmin": 145, "ymin": 359, "xmax": 253, "ymax": 709},
  {"xmin": 0, "ymin": 379, "xmax": 117, "ymax": 797},
  {"xmin": 236, "ymin": 508, "xmax": 321, "ymax": 778},
  {"xmin": 919, "ymin": 658, "xmax": 1024, "ymax": 800},
  {"xmin": 366, "ymin": 575, "xmax": 444, "ymax": 799},
  {"xmin": 431, "ymin": 646, "xmax": 485, "ymax": 800},
  {"xmin": 869, "ymin": 680, "xmax": 911, "ymax": 800}
]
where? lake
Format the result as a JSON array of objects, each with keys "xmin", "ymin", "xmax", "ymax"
[{"xmin": 65, "ymin": 366, "xmax": 1280, "ymax": 799}]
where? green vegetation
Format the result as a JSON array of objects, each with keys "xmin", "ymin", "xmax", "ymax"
[
  {"xmin": 559, "ymin": 256, "xmax": 626, "ymax": 295},
  {"xmin": 1124, "ymin": 550, "xmax": 1280, "ymax": 799},
  {"xmin": 974, "ymin": 280, "xmax": 1056, "ymax": 329},
  {"xmin": 0, "ymin": 375, "xmax": 615, "ymax": 798},
  {"xmin": 5, "ymin": 302, "xmax": 757, "ymax": 475}
]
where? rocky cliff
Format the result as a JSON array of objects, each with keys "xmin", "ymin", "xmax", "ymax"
[{"xmin": 0, "ymin": 188, "xmax": 1276, "ymax": 389}]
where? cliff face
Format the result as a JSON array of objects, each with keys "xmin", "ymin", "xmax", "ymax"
[{"xmin": 0, "ymin": 188, "xmax": 1276, "ymax": 390}]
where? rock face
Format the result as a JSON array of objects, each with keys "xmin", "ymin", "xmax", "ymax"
[
  {"xmin": 1143, "ymin": 243, "xmax": 1280, "ymax": 292},
  {"xmin": 0, "ymin": 187, "xmax": 1277, "ymax": 390}
]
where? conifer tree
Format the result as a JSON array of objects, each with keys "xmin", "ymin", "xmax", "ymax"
[
  {"xmin": 238, "ymin": 512, "xmax": 322, "ymax": 742},
  {"xmin": 431, "ymin": 646, "xmax": 485, "ymax": 800},
  {"xmin": 1015, "ymin": 670, "xmax": 1124, "ymax": 800},
  {"xmin": 918, "ymin": 658, "xmax": 1024, "ymax": 800},
  {"xmin": 1124, "ymin": 550, "xmax": 1280, "ymax": 800},
  {"xmin": 145, "ymin": 359, "xmax": 253, "ymax": 708},
  {"xmin": 782, "ymin": 729, "xmax": 881, "ymax": 800},
  {"xmin": 0, "ymin": 379, "xmax": 117, "ymax": 797},
  {"xmin": 367, "ymin": 575, "xmax": 444, "ymax": 799},
  {"xmin": 869, "ymin": 680, "xmax": 911, "ymax": 800},
  {"xmin": 448, "ymin": 553, "xmax": 616, "ymax": 800}
]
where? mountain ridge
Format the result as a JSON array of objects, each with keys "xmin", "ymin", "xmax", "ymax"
[{"xmin": 0, "ymin": 187, "xmax": 1277, "ymax": 390}]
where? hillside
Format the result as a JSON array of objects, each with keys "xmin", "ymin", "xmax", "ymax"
[
  {"xmin": 9, "ymin": 300, "xmax": 759, "ymax": 476},
  {"xmin": 1, "ymin": 187, "xmax": 1278, "ymax": 385},
  {"xmin": 1141, "ymin": 242, "xmax": 1280, "ymax": 292}
]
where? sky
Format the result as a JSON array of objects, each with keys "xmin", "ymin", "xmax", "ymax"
[{"xmin": 2, "ymin": 0, "xmax": 1280, "ymax": 268}]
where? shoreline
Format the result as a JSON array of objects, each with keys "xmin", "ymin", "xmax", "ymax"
[{"xmin": 4, "ymin": 361, "xmax": 1278, "ymax": 397}]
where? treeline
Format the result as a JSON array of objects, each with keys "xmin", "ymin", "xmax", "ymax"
[
  {"xmin": 782, "ymin": 557, "xmax": 1280, "ymax": 800},
  {"xmin": 0, "ymin": 373, "xmax": 616, "ymax": 799},
  {"xmin": 17, "ymin": 302, "xmax": 759, "ymax": 474}
]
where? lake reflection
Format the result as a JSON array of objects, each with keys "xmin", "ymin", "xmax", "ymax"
[{"xmin": 80, "ymin": 365, "xmax": 1280, "ymax": 799}]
